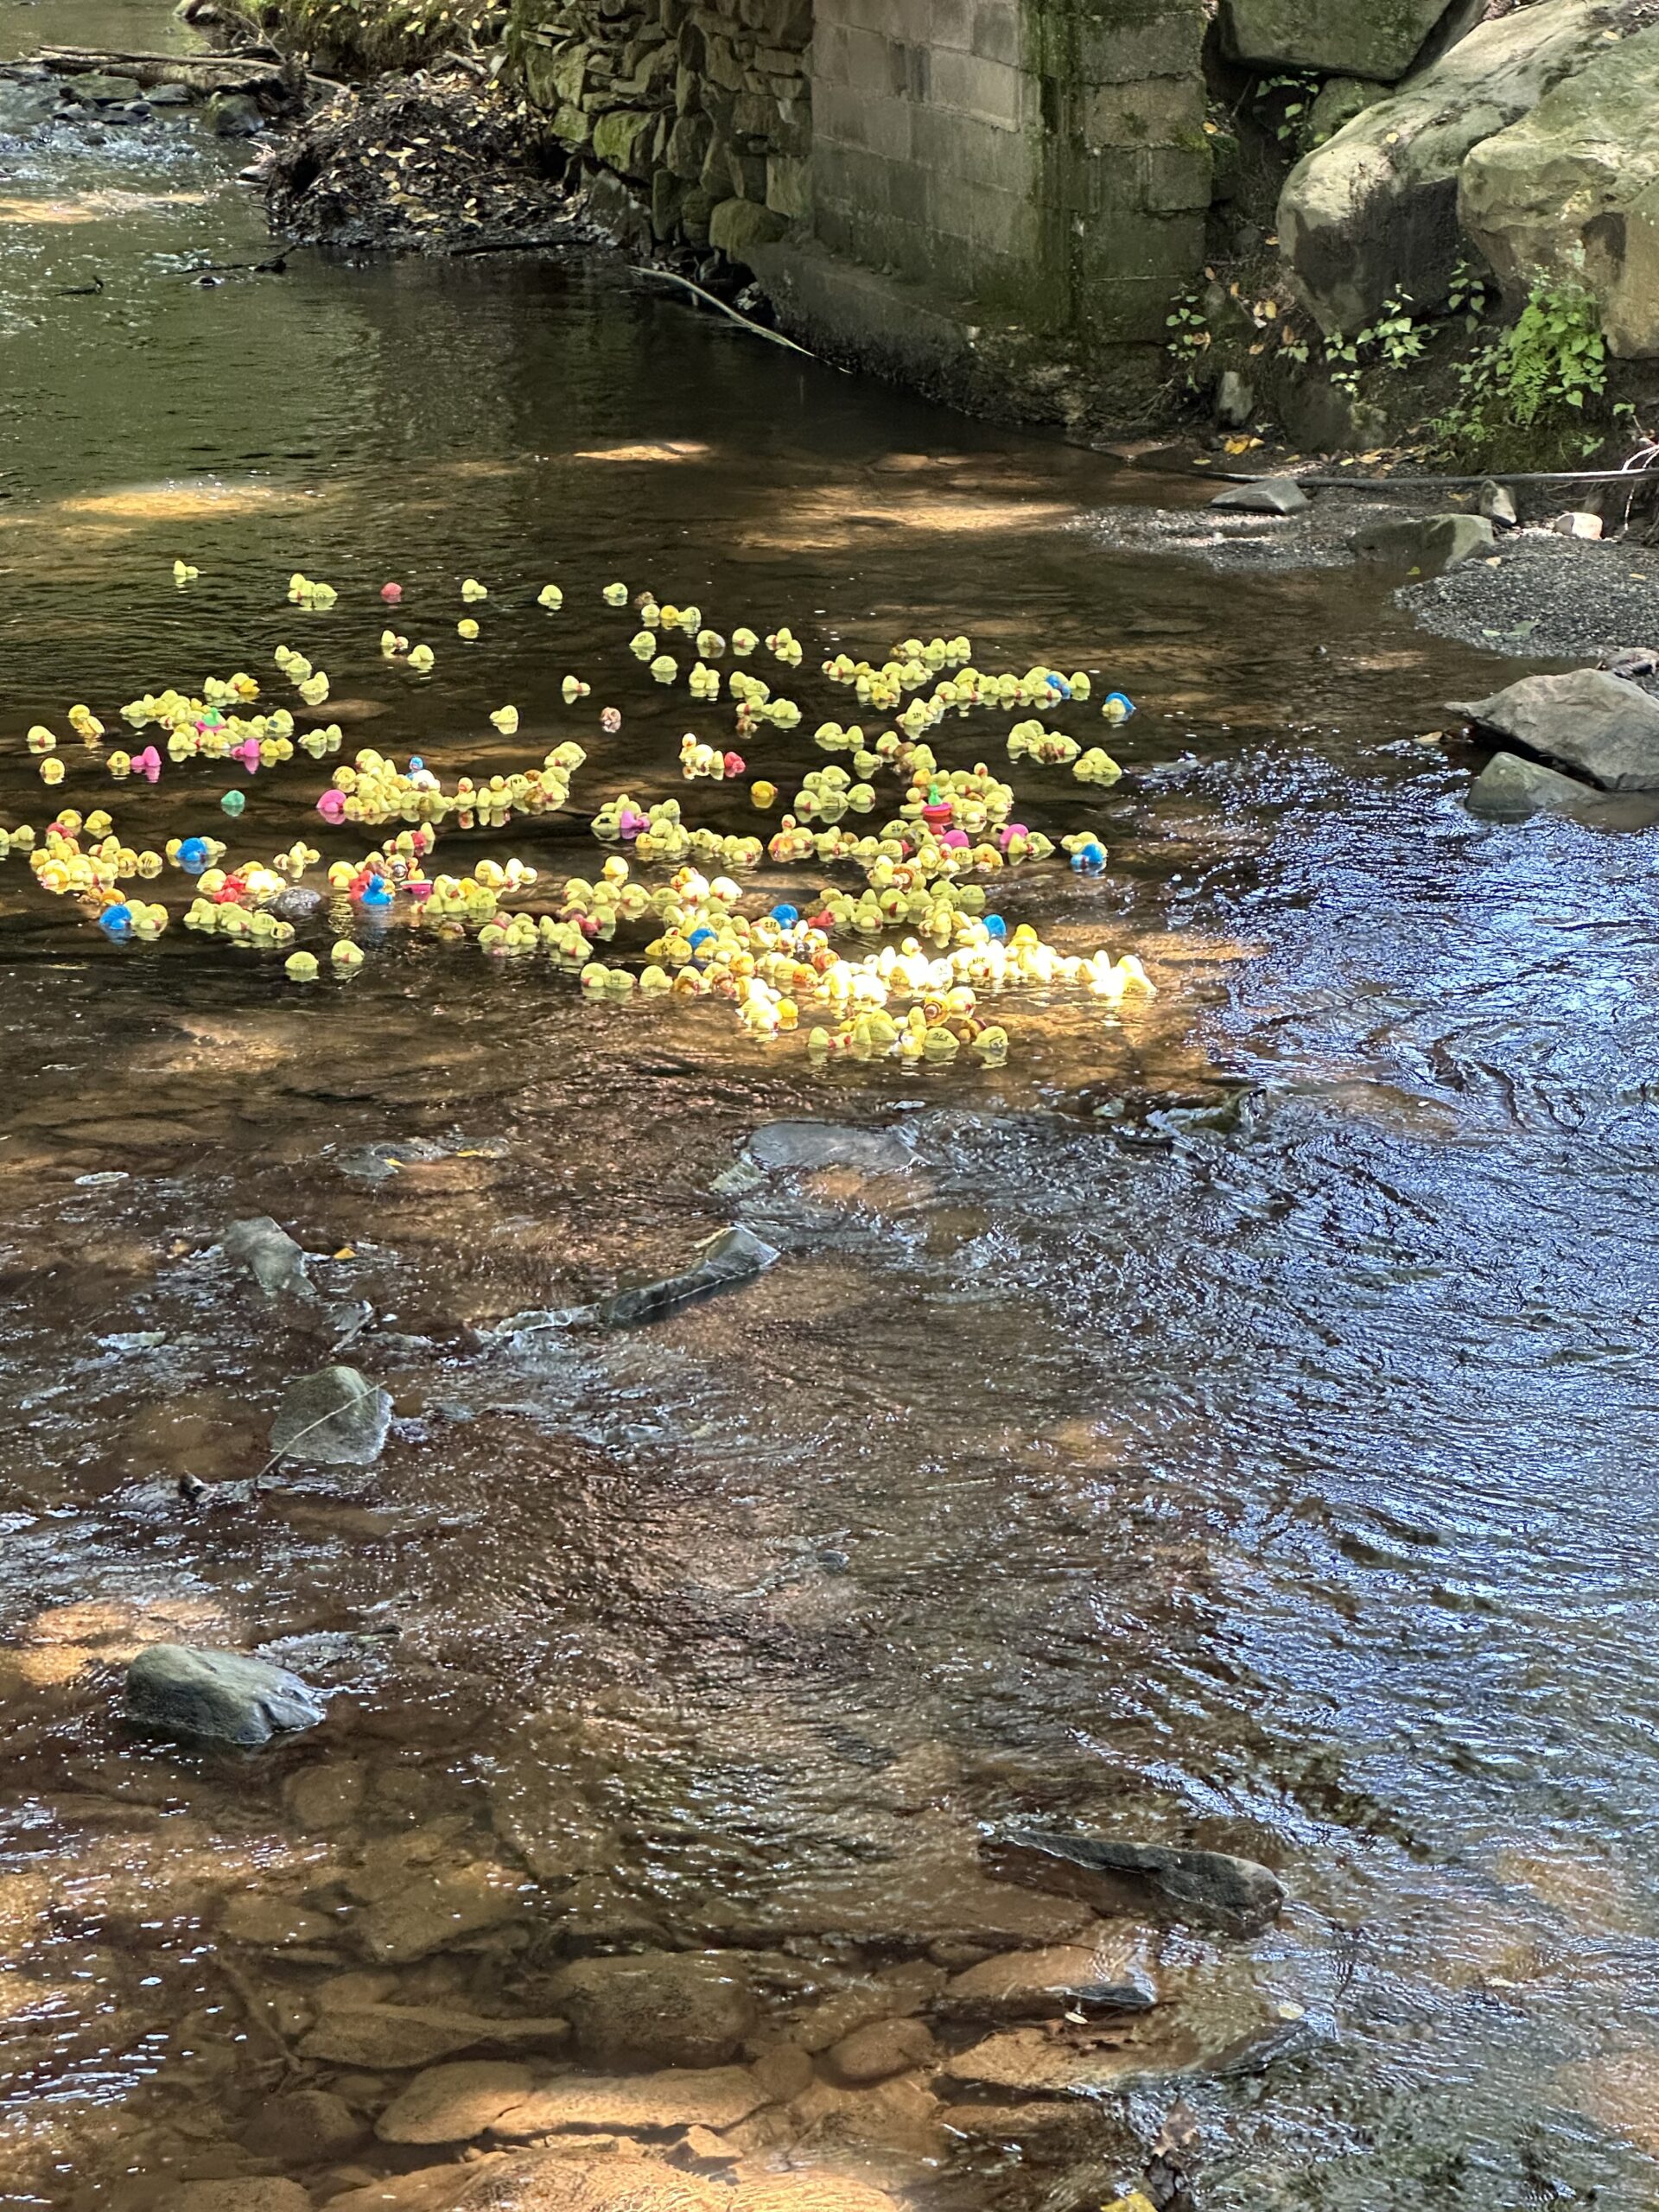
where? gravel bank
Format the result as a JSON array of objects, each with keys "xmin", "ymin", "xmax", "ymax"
[
  {"xmin": 1400, "ymin": 530, "xmax": 1659, "ymax": 663},
  {"xmin": 1077, "ymin": 489, "xmax": 1395, "ymax": 573},
  {"xmin": 1084, "ymin": 488, "xmax": 1659, "ymax": 667}
]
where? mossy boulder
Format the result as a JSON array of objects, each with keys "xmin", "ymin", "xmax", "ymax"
[
  {"xmin": 1460, "ymin": 27, "xmax": 1659, "ymax": 357},
  {"xmin": 1221, "ymin": 0, "xmax": 1456, "ymax": 81},
  {"xmin": 1279, "ymin": 0, "xmax": 1645, "ymax": 333}
]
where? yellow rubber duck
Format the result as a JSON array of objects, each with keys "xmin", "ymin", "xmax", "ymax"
[
  {"xmin": 461, "ymin": 578, "xmax": 488, "ymax": 601},
  {"xmin": 458, "ymin": 618, "xmax": 480, "ymax": 641}
]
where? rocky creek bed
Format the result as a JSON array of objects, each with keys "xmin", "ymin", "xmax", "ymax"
[{"xmin": 12, "ymin": 2, "xmax": 1659, "ymax": 2209}]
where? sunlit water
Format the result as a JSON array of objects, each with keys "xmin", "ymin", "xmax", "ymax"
[{"xmin": 5, "ymin": 5, "xmax": 1659, "ymax": 2211}]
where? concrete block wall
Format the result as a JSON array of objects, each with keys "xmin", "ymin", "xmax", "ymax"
[
  {"xmin": 509, "ymin": 0, "xmax": 1211, "ymax": 406},
  {"xmin": 1037, "ymin": 0, "xmax": 1212, "ymax": 342},
  {"xmin": 811, "ymin": 0, "xmax": 1208, "ymax": 334},
  {"xmin": 810, "ymin": 0, "xmax": 1047, "ymax": 313}
]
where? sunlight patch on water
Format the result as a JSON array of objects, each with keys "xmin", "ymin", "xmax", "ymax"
[{"xmin": 573, "ymin": 440, "xmax": 715, "ymax": 462}]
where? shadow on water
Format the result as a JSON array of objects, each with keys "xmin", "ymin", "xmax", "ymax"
[{"xmin": 6, "ymin": 4, "xmax": 1659, "ymax": 2211}]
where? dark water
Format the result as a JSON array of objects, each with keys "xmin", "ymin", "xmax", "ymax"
[{"xmin": 6, "ymin": 6, "xmax": 1659, "ymax": 2211}]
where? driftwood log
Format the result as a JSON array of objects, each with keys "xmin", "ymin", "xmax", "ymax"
[{"xmin": 0, "ymin": 44, "xmax": 301, "ymax": 100}]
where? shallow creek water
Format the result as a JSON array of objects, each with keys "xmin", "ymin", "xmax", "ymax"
[{"xmin": 7, "ymin": 6, "xmax": 1659, "ymax": 2211}]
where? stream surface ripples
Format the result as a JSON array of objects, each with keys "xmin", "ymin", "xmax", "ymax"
[{"xmin": 4, "ymin": 4, "xmax": 1659, "ymax": 2209}]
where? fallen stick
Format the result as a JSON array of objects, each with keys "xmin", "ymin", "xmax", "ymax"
[
  {"xmin": 0, "ymin": 45, "xmax": 296, "ymax": 92},
  {"xmin": 630, "ymin": 263, "xmax": 821, "ymax": 361}
]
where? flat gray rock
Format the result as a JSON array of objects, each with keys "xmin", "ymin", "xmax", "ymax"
[
  {"xmin": 270, "ymin": 1364, "xmax": 392, "ymax": 1466},
  {"xmin": 1465, "ymin": 749, "xmax": 1607, "ymax": 817},
  {"xmin": 1351, "ymin": 512, "xmax": 1494, "ymax": 573},
  {"xmin": 982, "ymin": 1828, "xmax": 1284, "ymax": 1938},
  {"xmin": 125, "ymin": 1643, "xmax": 327, "ymax": 1747},
  {"xmin": 1451, "ymin": 668, "xmax": 1659, "ymax": 789},
  {"xmin": 1210, "ymin": 477, "xmax": 1309, "ymax": 516},
  {"xmin": 66, "ymin": 72, "xmax": 142, "ymax": 104},
  {"xmin": 745, "ymin": 1120, "xmax": 915, "ymax": 1173},
  {"xmin": 222, "ymin": 1216, "xmax": 314, "ymax": 1300}
]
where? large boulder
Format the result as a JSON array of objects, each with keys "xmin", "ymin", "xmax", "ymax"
[
  {"xmin": 1459, "ymin": 27, "xmax": 1659, "ymax": 355},
  {"xmin": 1220, "ymin": 0, "xmax": 1457, "ymax": 82},
  {"xmin": 1452, "ymin": 668, "xmax": 1659, "ymax": 787},
  {"xmin": 1279, "ymin": 0, "xmax": 1649, "ymax": 333}
]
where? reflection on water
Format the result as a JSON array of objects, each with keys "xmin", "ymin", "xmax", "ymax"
[{"xmin": 5, "ymin": 3, "xmax": 1659, "ymax": 2211}]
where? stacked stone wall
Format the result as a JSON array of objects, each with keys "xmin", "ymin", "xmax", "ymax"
[{"xmin": 511, "ymin": 0, "xmax": 812, "ymax": 256}]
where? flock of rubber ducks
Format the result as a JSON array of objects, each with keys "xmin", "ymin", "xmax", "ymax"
[{"xmin": 1, "ymin": 568, "xmax": 1157, "ymax": 1065}]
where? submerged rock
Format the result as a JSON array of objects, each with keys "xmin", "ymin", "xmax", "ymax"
[
  {"xmin": 242, "ymin": 2088, "xmax": 369, "ymax": 2163},
  {"xmin": 981, "ymin": 1829, "xmax": 1284, "ymax": 1937},
  {"xmin": 592, "ymin": 1224, "xmax": 779, "ymax": 1326},
  {"xmin": 298, "ymin": 2001, "xmax": 569, "ymax": 2069},
  {"xmin": 222, "ymin": 1215, "xmax": 314, "ymax": 1300},
  {"xmin": 376, "ymin": 2059, "xmax": 534, "ymax": 2143},
  {"xmin": 124, "ymin": 1643, "xmax": 327, "ymax": 1747},
  {"xmin": 0, "ymin": 77, "xmax": 65, "ymax": 131},
  {"xmin": 744, "ymin": 1121, "xmax": 915, "ymax": 1173},
  {"xmin": 823, "ymin": 2016, "xmax": 938, "ymax": 2084},
  {"xmin": 1452, "ymin": 669, "xmax": 1659, "ymax": 789},
  {"xmin": 552, "ymin": 1951, "xmax": 759, "ymax": 2069},
  {"xmin": 495, "ymin": 1225, "xmax": 781, "ymax": 1338},
  {"xmin": 172, "ymin": 2184, "xmax": 312, "ymax": 2212},
  {"xmin": 452, "ymin": 2154, "xmax": 724, "ymax": 2212},
  {"xmin": 487, "ymin": 2066, "xmax": 770, "ymax": 2137},
  {"xmin": 936, "ymin": 1936, "xmax": 1158, "ymax": 2023},
  {"xmin": 270, "ymin": 1363, "xmax": 392, "ymax": 1466},
  {"xmin": 345, "ymin": 1850, "xmax": 529, "ymax": 1965}
]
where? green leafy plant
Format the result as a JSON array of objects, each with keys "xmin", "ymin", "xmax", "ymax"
[
  {"xmin": 1165, "ymin": 287, "xmax": 1213, "ymax": 378},
  {"xmin": 1251, "ymin": 71, "xmax": 1321, "ymax": 156},
  {"xmin": 1319, "ymin": 291, "xmax": 1427, "ymax": 396},
  {"xmin": 1431, "ymin": 277, "xmax": 1609, "ymax": 466},
  {"xmin": 1446, "ymin": 257, "xmax": 1495, "ymax": 329}
]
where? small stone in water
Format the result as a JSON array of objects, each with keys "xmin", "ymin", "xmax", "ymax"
[
  {"xmin": 124, "ymin": 1643, "xmax": 327, "ymax": 1747},
  {"xmin": 269, "ymin": 1364, "xmax": 392, "ymax": 1467}
]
